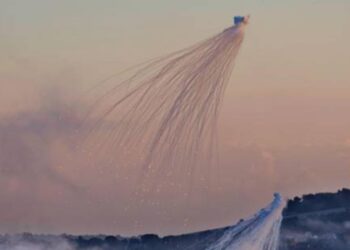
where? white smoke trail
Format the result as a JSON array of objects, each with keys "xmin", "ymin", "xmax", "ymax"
[
  {"xmin": 208, "ymin": 194, "xmax": 285, "ymax": 250},
  {"xmin": 82, "ymin": 23, "xmax": 247, "ymax": 177},
  {"xmin": 0, "ymin": 194, "xmax": 285, "ymax": 250}
]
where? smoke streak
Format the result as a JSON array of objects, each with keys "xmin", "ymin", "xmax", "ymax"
[
  {"xmin": 208, "ymin": 194, "xmax": 285, "ymax": 250},
  {"xmin": 83, "ymin": 24, "xmax": 246, "ymax": 176}
]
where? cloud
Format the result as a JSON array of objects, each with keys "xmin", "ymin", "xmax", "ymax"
[{"xmin": 0, "ymin": 88, "xmax": 81, "ymax": 190}]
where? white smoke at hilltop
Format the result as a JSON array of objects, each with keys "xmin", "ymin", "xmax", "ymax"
[
  {"xmin": 0, "ymin": 234, "xmax": 74, "ymax": 250},
  {"xmin": 208, "ymin": 194, "xmax": 284, "ymax": 250},
  {"xmin": 0, "ymin": 194, "xmax": 285, "ymax": 250}
]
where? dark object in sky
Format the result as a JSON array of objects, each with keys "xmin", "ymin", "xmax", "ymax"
[{"xmin": 234, "ymin": 16, "xmax": 249, "ymax": 25}]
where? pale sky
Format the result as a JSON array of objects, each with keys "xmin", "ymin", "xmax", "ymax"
[{"xmin": 0, "ymin": 0, "xmax": 350, "ymax": 236}]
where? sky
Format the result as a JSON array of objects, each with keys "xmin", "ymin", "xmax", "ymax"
[{"xmin": 0, "ymin": 0, "xmax": 350, "ymax": 236}]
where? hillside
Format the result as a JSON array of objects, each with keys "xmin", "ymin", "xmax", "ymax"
[{"xmin": 281, "ymin": 188, "xmax": 350, "ymax": 250}]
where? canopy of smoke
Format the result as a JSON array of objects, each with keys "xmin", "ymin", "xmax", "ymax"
[{"xmin": 83, "ymin": 24, "xmax": 246, "ymax": 180}]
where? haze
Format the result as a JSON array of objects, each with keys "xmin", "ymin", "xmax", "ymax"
[{"xmin": 0, "ymin": 0, "xmax": 349, "ymax": 236}]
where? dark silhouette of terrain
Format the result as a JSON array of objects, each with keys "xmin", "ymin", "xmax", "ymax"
[
  {"xmin": 280, "ymin": 188, "xmax": 350, "ymax": 250},
  {"xmin": 1, "ymin": 189, "xmax": 349, "ymax": 249}
]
